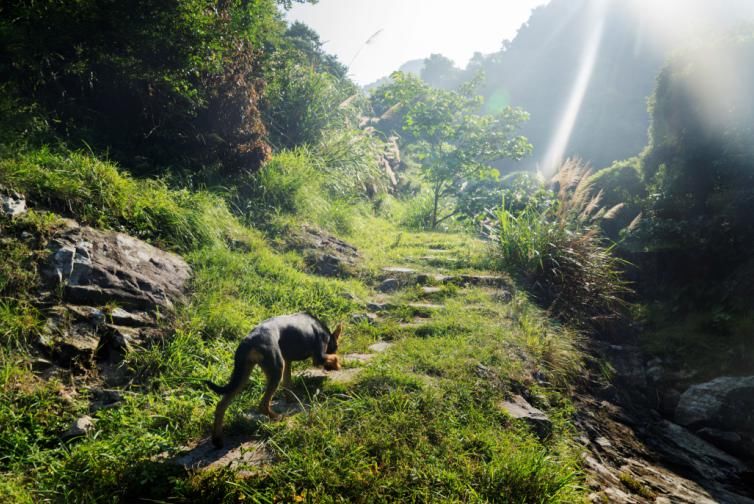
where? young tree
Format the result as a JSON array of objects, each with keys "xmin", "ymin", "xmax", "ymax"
[{"xmin": 382, "ymin": 73, "xmax": 531, "ymax": 228}]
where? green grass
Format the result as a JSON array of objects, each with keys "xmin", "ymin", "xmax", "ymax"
[
  {"xmin": 488, "ymin": 162, "xmax": 633, "ymax": 330},
  {"xmin": 0, "ymin": 148, "xmax": 589, "ymax": 502}
]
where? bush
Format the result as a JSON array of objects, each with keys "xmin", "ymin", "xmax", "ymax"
[
  {"xmin": 314, "ymin": 128, "xmax": 390, "ymax": 199},
  {"xmin": 234, "ymin": 149, "xmax": 321, "ymax": 227},
  {"xmin": 263, "ymin": 62, "xmax": 360, "ymax": 149},
  {"xmin": 399, "ymin": 191, "xmax": 436, "ymax": 230},
  {"xmin": 0, "ymin": 0, "xmax": 276, "ymax": 175},
  {"xmin": 490, "ymin": 160, "xmax": 634, "ymax": 329}
]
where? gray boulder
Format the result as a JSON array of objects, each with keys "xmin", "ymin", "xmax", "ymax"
[
  {"xmin": 675, "ymin": 376, "xmax": 754, "ymax": 459},
  {"xmin": 39, "ymin": 223, "xmax": 191, "ymax": 367},
  {"xmin": 377, "ymin": 278, "xmax": 400, "ymax": 292},
  {"xmin": 284, "ymin": 225, "xmax": 361, "ymax": 278},
  {"xmin": 0, "ymin": 188, "xmax": 26, "ymax": 218},
  {"xmin": 42, "ymin": 224, "xmax": 191, "ymax": 309},
  {"xmin": 676, "ymin": 376, "xmax": 754, "ymax": 431}
]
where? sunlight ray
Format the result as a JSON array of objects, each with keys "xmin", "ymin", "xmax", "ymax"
[{"xmin": 540, "ymin": 0, "xmax": 607, "ymax": 176}]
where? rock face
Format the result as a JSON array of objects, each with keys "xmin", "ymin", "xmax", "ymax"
[
  {"xmin": 0, "ymin": 188, "xmax": 26, "ymax": 218},
  {"xmin": 675, "ymin": 376, "xmax": 754, "ymax": 460},
  {"xmin": 499, "ymin": 395, "xmax": 552, "ymax": 438},
  {"xmin": 284, "ymin": 225, "xmax": 361, "ymax": 278},
  {"xmin": 42, "ymin": 224, "xmax": 191, "ymax": 309},
  {"xmin": 38, "ymin": 222, "xmax": 191, "ymax": 368}
]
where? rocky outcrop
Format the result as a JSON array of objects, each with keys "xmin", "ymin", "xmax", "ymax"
[
  {"xmin": 577, "ymin": 395, "xmax": 754, "ymax": 504},
  {"xmin": 675, "ymin": 376, "xmax": 754, "ymax": 460},
  {"xmin": 499, "ymin": 395, "xmax": 552, "ymax": 438},
  {"xmin": 0, "ymin": 188, "xmax": 26, "ymax": 218},
  {"xmin": 37, "ymin": 221, "xmax": 191, "ymax": 368},
  {"xmin": 41, "ymin": 223, "xmax": 190, "ymax": 309},
  {"xmin": 283, "ymin": 225, "xmax": 361, "ymax": 278}
]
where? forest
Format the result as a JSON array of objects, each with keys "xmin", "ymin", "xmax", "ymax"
[{"xmin": 0, "ymin": 0, "xmax": 753, "ymax": 502}]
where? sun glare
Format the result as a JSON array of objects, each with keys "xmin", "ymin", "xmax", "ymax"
[{"xmin": 541, "ymin": 0, "xmax": 607, "ymax": 175}]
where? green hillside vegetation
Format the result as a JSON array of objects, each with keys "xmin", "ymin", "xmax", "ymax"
[
  {"xmin": 2, "ymin": 0, "xmax": 751, "ymax": 502},
  {"xmin": 0, "ymin": 145, "xmax": 591, "ymax": 502},
  {"xmin": 590, "ymin": 29, "xmax": 754, "ymax": 376}
]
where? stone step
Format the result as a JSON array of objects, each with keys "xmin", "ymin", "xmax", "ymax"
[
  {"xmin": 298, "ymin": 367, "xmax": 363, "ymax": 384},
  {"xmin": 406, "ymin": 303, "xmax": 443, "ymax": 317},
  {"xmin": 419, "ymin": 286, "xmax": 443, "ymax": 296},
  {"xmin": 343, "ymin": 353, "xmax": 375, "ymax": 364},
  {"xmin": 368, "ymin": 341, "xmax": 393, "ymax": 353},
  {"xmin": 165, "ymin": 436, "xmax": 273, "ymax": 476}
]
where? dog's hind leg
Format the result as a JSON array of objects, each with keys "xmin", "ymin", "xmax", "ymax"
[{"xmin": 211, "ymin": 348, "xmax": 260, "ymax": 448}]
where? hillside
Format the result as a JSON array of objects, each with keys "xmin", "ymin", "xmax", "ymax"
[{"xmin": 1, "ymin": 1, "xmax": 754, "ymax": 502}]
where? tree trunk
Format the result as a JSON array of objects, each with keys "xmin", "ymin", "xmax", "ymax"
[{"xmin": 431, "ymin": 181, "xmax": 441, "ymax": 229}]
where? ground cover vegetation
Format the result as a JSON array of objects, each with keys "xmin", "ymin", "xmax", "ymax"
[
  {"xmin": 6, "ymin": 0, "xmax": 750, "ymax": 502},
  {"xmin": 0, "ymin": 1, "xmax": 599, "ymax": 502}
]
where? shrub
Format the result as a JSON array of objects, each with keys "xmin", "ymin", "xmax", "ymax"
[
  {"xmin": 0, "ymin": 0, "xmax": 275, "ymax": 175},
  {"xmin": 234, "ymin": 148, "xmax": 324, "ymax": 228},
  {"xmin": 399, "ymin": 191, "xmax": 436, "ymax": 230},
  {"xmin": 490, "ymin": 160, "xmax": 634, "ymax": 329},
  {"xmin": 314, "ymin": 128, "xmax": 390, "ymax": 199},
  {"xmin": 263, "ymin": 62, "xmax": 360, "ymax": 149}
]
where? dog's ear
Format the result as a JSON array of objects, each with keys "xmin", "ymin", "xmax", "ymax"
[{"xmin": 331, "ymin": 322, "xmax": 344, "ymax": 341}]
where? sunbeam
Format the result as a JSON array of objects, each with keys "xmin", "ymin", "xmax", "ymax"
[{"xmin": 540, "ymin": 0, "xmax": 607, "ymax": 176}]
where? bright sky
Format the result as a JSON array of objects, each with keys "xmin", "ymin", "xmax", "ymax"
[{"xmin": 286, "ymin": 0, "xmax": 550, "ymax": 85}]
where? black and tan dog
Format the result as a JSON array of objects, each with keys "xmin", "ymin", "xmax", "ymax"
[{"xmin": 206, "ymin": 312, "xmax": 343, "ymax": 447}]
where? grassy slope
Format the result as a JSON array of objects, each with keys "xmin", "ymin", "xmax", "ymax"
[{"xmin": 0, "ymin": 150, "xmax": 587, "ymax": 503}]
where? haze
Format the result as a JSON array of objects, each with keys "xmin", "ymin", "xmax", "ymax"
[{"xmin": 286, "ymin": 0, "xmax": 549, "ymax": 85}]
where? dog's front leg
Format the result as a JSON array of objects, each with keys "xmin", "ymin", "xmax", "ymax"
[{"xmin": 259, "ymin": 364, "xmax": 283, "ymax": 420}]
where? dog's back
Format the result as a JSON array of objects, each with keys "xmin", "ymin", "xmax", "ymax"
[{"xmin": 249, "ymin": 312, "xmax": 336, "ymax": 364}]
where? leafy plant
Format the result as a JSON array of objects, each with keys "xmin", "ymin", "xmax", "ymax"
[
  {"xmin": 489, "ymin": 160, "xmax": 635, "ymax": 329},
  {"xmin": 371, "ymin": 72, "xmax": 531, "ymax": 228}
]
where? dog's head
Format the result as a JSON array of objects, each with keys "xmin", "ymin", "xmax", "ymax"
[
  {"xmin": 326, "ymin": 322, "xmax": 343, "ymax": 353},
  {"xmin": 323, "ymin": 322, "xmax": 343, "ymax": 371}
]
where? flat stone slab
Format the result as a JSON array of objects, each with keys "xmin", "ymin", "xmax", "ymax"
[
  {"xmin": 368, "ymin": 341, "xmax": 393, "ymax": 353},
  {"xmin": 299, "ymin": 367, "xmax": 363, "ymax": 384},
  {"xmin": 344, "ymin": 353, "xmax": 375, "ymax": 364},
  {"xmin": 351, "ymin": 312, "xmax": 378, "ymax": 324},
  {"xmin": 407, "ymin": 303, "xmax": 443, "ymax": 309},
  {"xmin": 457, "ymin": 274, "xmax": 509, "ymax": 287},
  {"xmin": 407, "ymin": 303, "xmax": 443, "ymax": 317},
  {"xmin": 366, "ymin": 302, "xmax": 395, "ymax": 312},
  {"xmin": 499, "ymin": 395, "xmax": 552, "ymax": 438},
  {"xmin": 169, "ymin": 436, "xmax": 273, "ymax": 474},
  {"xmin": 382, "ymin": 266, "xmax": 417, "ymax": 275},
  {"xmin": 420, "ymin": 286, "xmax": 443, "ymax": 295}
]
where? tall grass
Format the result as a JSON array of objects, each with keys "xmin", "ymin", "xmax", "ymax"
[
  {"xmin": 491, "ymin": 159, "xmax": 634, "ymax": 329},
  {"xmin": 0, "ymin": 148, "xmax": 243, "ymax": 252}
]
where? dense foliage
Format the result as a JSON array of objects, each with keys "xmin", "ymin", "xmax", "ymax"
[
  {"xmin": 370, "ymin": 73, "xmax": 531, "ymax": 228},
  {"xmin": 489, "ymin": 161, "xmax": 634, "ymax": 330}
]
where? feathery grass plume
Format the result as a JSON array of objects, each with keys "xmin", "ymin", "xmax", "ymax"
[
  {"xmin": 626, "ymin": 212, "xmax": 643, "ymax": 232},
  {"xmin": 602, "ymin": 203, "xmax": 625, "ymax": 220},
  {"xmin": 491, "ymin": 159, "xmax": 633, "ymax": 330}
]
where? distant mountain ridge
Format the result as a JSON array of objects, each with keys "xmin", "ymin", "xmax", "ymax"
[{"xmin": 370, "ymin": 0, "xmax": 754, "ymax": 171}]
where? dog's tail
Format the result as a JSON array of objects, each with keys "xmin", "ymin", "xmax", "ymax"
[{"xmin": 205, "ymin": 340, "xmax": 256, "ymax": 395}]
